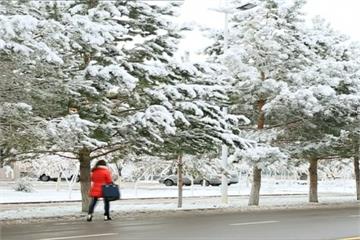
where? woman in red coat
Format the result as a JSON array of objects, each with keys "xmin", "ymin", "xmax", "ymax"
[{"xmin": 87, "ymin": 160, "xmax": 113, "ymax": 221}]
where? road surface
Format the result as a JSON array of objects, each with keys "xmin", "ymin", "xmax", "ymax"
[{"xmin": 1, "ymin": 206, "xmax": 359, "ymax": 240}]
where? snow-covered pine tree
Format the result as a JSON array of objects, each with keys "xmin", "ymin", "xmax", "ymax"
[
  {"xmin": 1, "ymin": 0, "xmax": 182, "ymax": 210},
  {"xmin": 0, "ymin": 0, "xmax": 67, "ymax": 164},
  {"xmin": 314, "ymin": 39, "xmax": 360, "ymax": 200},
  {"xmin": 41, "ymin": 0, "xmax": 204, "ymax": 211},
  {"xmin": 337, "ymin": 42, "xmax": 360, "ymax": 200},
  {"xmin": 211, "ymin": 0, "xmax": 315, "ymax": 206},
  {"xmin": 104, "ymin": 2, "xmax": 254, "ymax": 208},
  {"xmin": 1, "ymin": 0, "xmax": 251, "ymax": 211},
  {"xmin": 265, "ymin": 17, "xmax": 360, "ymax": 202},
  {"xmin": 137, "ymin": 60, "xmax": 251, "ymax": 207}
]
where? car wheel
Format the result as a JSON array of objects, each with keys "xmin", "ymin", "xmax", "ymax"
[
  {"xmin": 39, "ymin": 174, "xmax": 50, "ymax": 182},
  {"xmin": 68, "ymin": 175, "xmax": 80, "ymax": 182},
  {"xmin": 164, "ymin": 179, "xmax": 174, "ymax": 186},
  {"xmin": 201, "ymin": 180, "xmax": 210, "ymax": 186}
]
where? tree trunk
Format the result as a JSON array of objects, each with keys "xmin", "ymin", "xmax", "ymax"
[
  {"xmin": 249, "ymin": 71, "xmax": 266, "ymax": 206},
  {"xmin": 79, "ymin": 148, "xmax": 91, "ymax": 212},
  {"xmin": 78, "ymin": 50, "xmax": 92, "ymax": 212},
  {"xmin": 248, "ymin": 166, "xmax": 262, "ymax": 206},
  {"xmin": 257, "ymin": 71, "xmax": 266, "ymax": 129},
  {"xmin": 308, "ymin": 157, "xmax": 318, "ymax": 203},
  {"xmin": 257, "ymin": 99, "xmax": 266, "ymax": 129},
  {"xmin": 177, "ymin": 153, "xmax": 183, "ymax": 208},
  {"xmin": 87, "ymin": 0, "xmax": 99, "ymax": 9},
  {"xmin": 354, "ymin": 138, "xmax": 360, "ymax": 200}
]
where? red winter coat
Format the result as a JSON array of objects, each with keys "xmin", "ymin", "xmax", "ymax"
[{"xmin": 89, "ymin": 166, "xmax": 112, "ymax": 198}]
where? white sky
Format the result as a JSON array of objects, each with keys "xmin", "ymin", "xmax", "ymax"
[
  {"xmin": 304, "ymin": 0, "xmax": 360, "ymax": 40},
  {"xmin": 177, "ymin": 0, "xmax": 360, "ymax": 56}
]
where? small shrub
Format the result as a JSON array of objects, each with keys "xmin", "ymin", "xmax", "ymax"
[{"xmin": 13, "ymin": 177, "xmax": 34, "ymax": 193}]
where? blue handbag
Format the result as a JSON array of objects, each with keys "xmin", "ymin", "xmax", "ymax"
[{"xmin": 102, "ymin": 183, "xmax": 120, "ymax": 201}]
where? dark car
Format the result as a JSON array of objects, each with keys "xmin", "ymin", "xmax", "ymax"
[
  {"xmin": 159, "ymin": 175, "xmax": 192, "ymax": 186},
  {"xmin": 38, "ymin": 173, "xmax": 80, "ymax": 182},
  {"xmin": 159, "ymin": 174, "xmax": 238, "ymax": 186}
]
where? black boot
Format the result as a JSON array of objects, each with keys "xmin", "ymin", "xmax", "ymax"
[{"xmin": 87, "ymin": 214, "xmax": 93, "ymax": 222}]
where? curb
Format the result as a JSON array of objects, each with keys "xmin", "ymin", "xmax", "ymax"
[
  {"xmin": 1, "ymin": 201, "xmax": 358, "ymax": 225},
  {"xmin": 0, "ymin": 193, "xmax": 308, "ymax": 205}
]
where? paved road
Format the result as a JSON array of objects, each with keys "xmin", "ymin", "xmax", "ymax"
[{"xmin": 1, "ymin": 206, "xmax": 359, "ymax": 240}]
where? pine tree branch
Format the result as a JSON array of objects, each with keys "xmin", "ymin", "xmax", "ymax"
[
  {"xmin": 318, "ymin": 156, "xmax": 351, "ymax": 160},
  {"xmin": 116, "ymin": 108, "xmax": 146, "ymax": 116},
  {"xmin": 236, "ymin": 119, "xmax": 303, "ymax": 130},
  {"xmin": 266, "ymin": 119, "xmax": 303, "ymax": 129},
  {"xmin": 90, "ymin": 145, "xmax": 129, "ymax": 160},
  {"xmin": 90, "ymin": 142, "xmax": 129, "ymax": 153},
  {"xmin": 1, "ymin": 150, "xmax": 78, "ymax": 160}
]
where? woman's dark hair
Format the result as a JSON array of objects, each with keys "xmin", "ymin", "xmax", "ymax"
[{"xmin": 91, "ymin": 160, "xmax": 107, "ymax": 172}]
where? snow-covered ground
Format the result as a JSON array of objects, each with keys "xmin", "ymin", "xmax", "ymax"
[
  {"xmin": 0, "ymin": 178, "xmax": 358, "ymax": 222},
  {"xmin": 0, "ymin": 193, "xmax": 357, "ymax": 222},
  {"xmin": 0, "ymin": 178, "xmax": 355, "ymax": 203}
]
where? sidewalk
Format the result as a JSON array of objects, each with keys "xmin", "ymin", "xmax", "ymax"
[
  {"xmin": 0, "ymin": 193, "xmax": 357, "ymax": 223},
  {"xmin": 0, "ymin": 179, "xmax": 357, "ymax": 223}
]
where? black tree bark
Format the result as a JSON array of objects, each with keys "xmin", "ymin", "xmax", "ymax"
[
  {"xmin": 177, "ymin": 153, "xmax": 183, "ymax": 208},
  {"xmin": 309, "ymin": 158, "xmax": 318, "ymax": 203},
  {"xmin": 353, "ymin": 138, "xmax": 360, "ymax": 201},
  {"xmin": 79, "ymin": 148, "xmax": 91, "ymax": 212},
  {"xmin": 248, "ymin": 166, "xmax": 262, "ymax": 206}
]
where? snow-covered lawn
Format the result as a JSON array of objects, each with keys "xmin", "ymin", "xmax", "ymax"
[{"xmin": 0, "ymin": 178, "xmax": 355, "ymax": 203}]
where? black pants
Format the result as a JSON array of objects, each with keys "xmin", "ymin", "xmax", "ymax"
[{"xmin": 88, "ymin": 197, "xmax": 110, "ymax": 216}]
